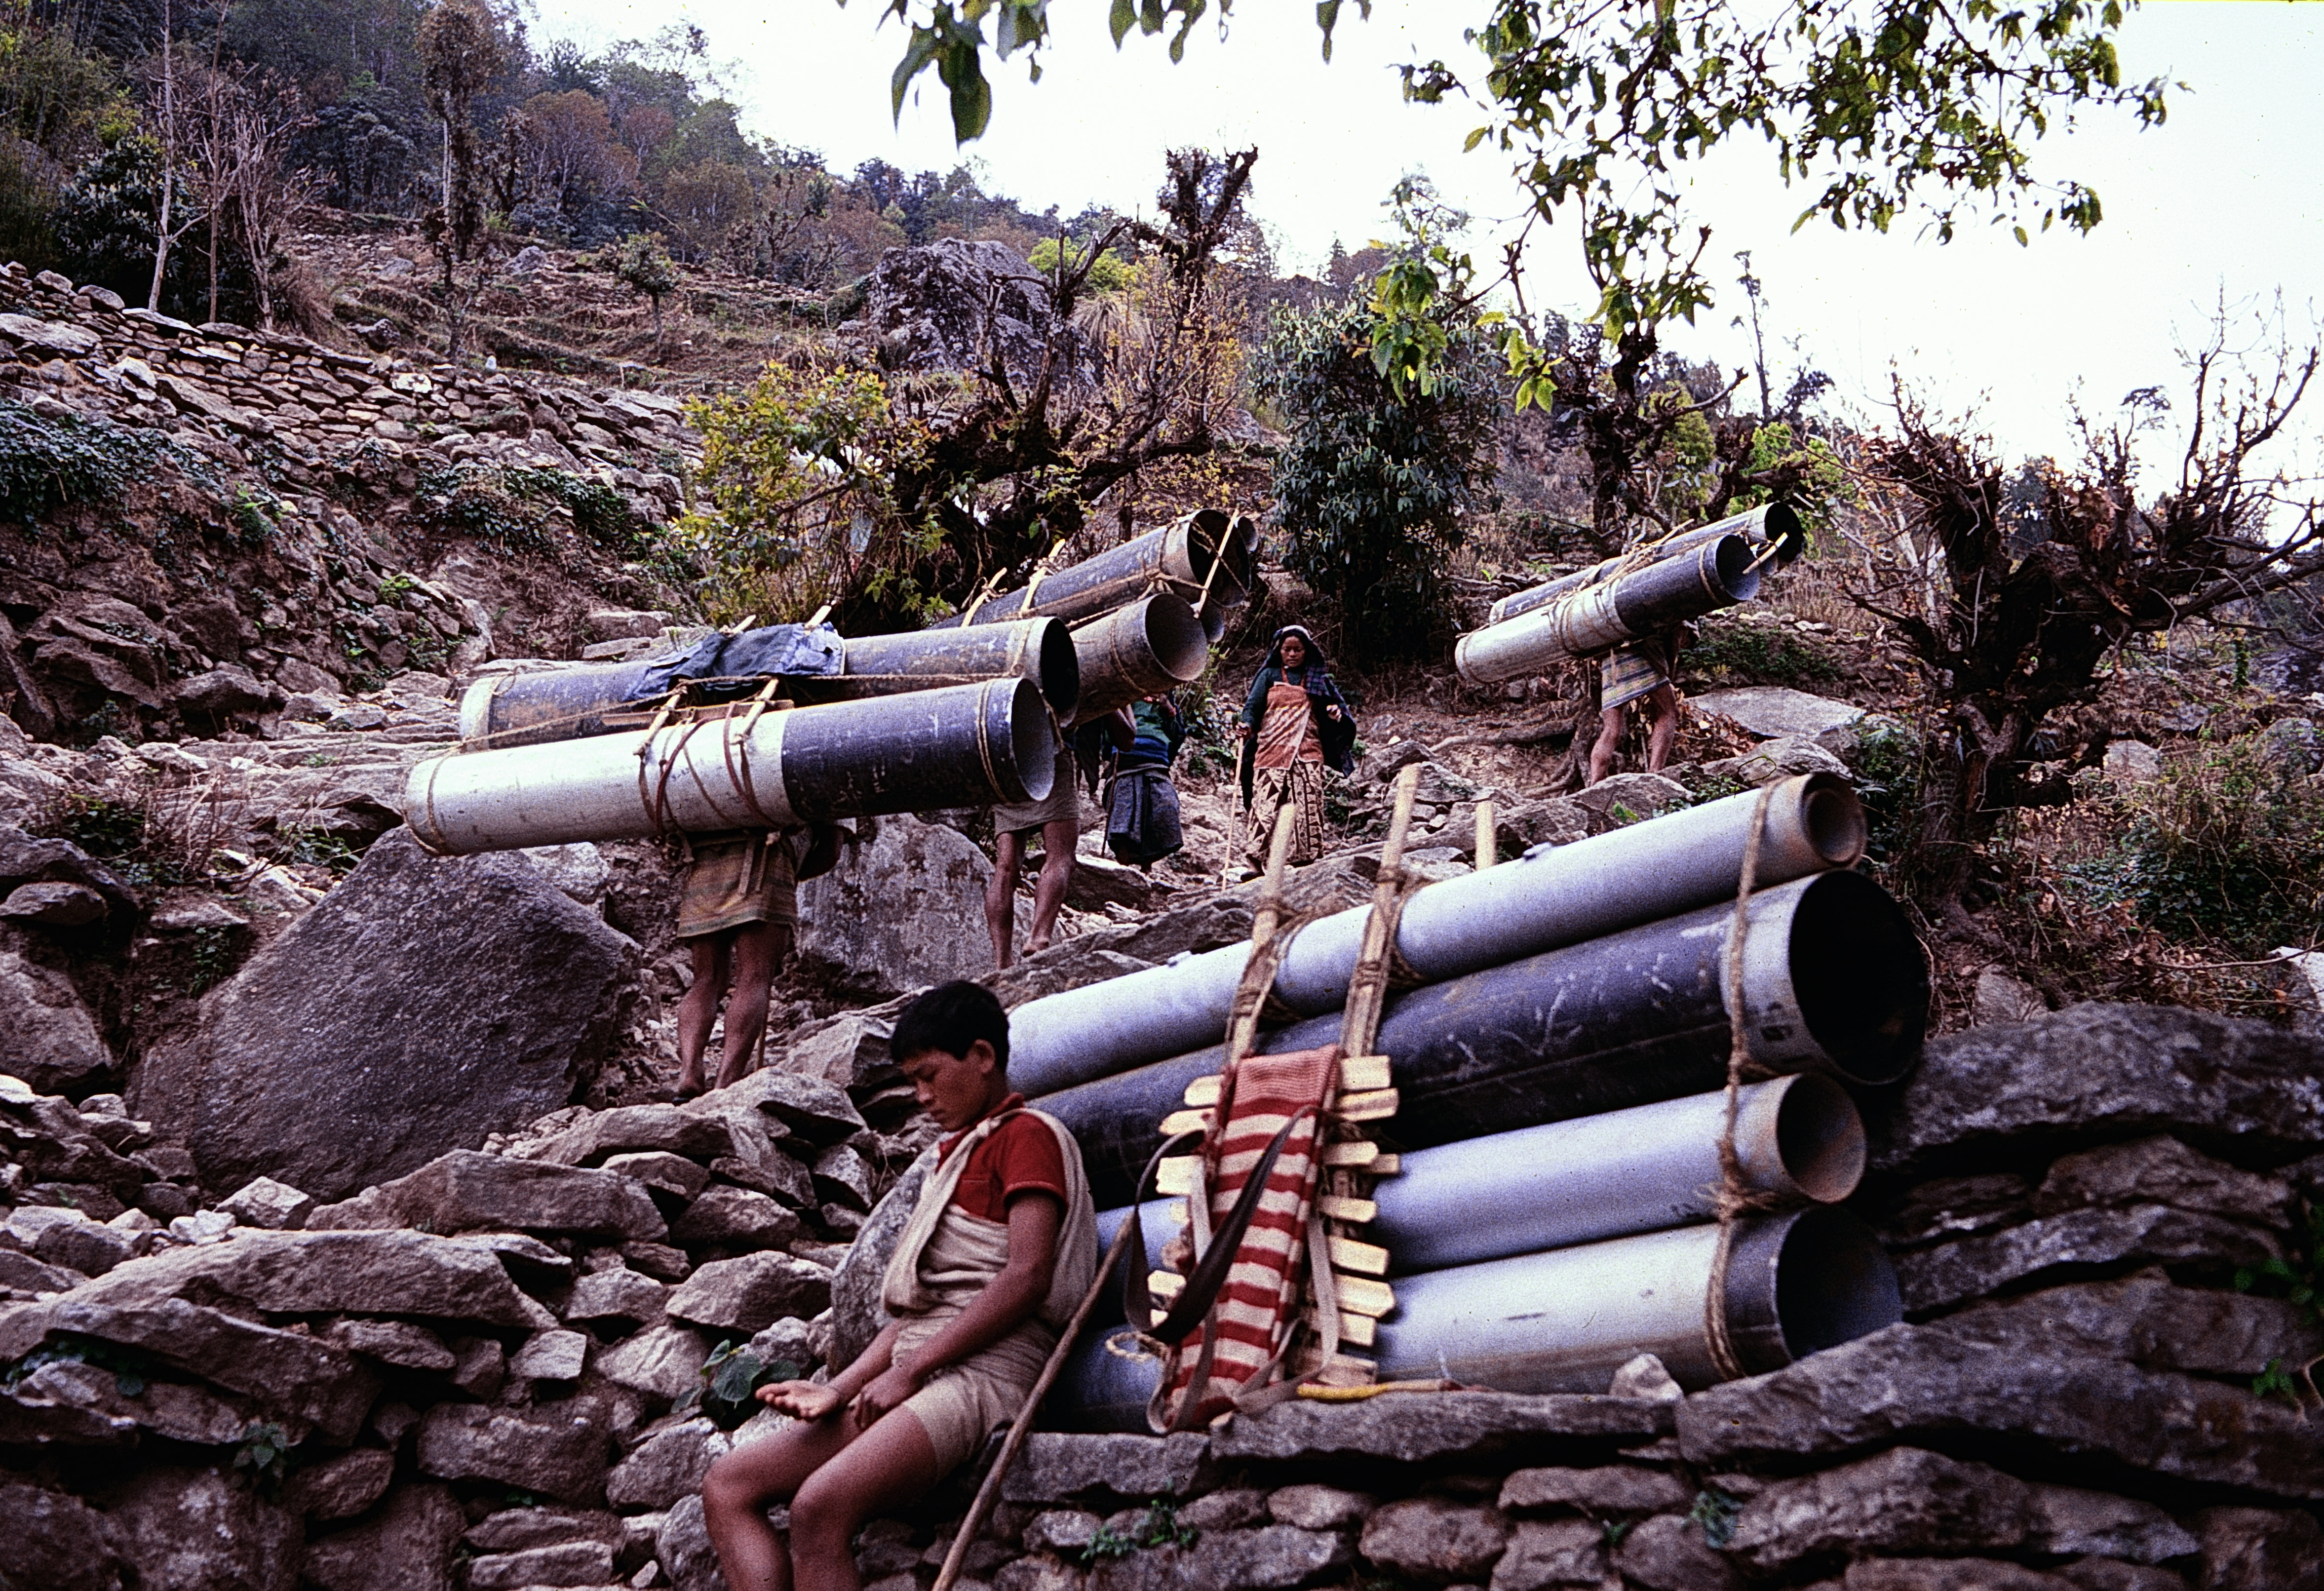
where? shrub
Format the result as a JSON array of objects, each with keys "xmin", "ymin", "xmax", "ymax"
[
  {"xmin": 1686, "ymin": 617, "xmax": 1840, "ymax": 687},
  {"xmin": 2067, "ymin": 738, "xmax": 2324, "ymax": 955},
  {"xmin": 1027, "ymin": 235, "xmax": 1131, "ymax": 295},
  {"xmin": 0, "ymin": 399, "xmax": 162, "ymax": 521},
  {"xmin": 1253, "ymin": 296, "xmax": 1502, "ymax": 666},
  {"xmin": 675, "ymin": 362, "xmax": 946, "ymax": 625}
]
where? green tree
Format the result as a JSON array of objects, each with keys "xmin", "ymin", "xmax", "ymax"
[
  {"xmin": 1253, "ymin": 290, "xmax": 1503, "ymax": 667},
  {"xmin": 611, "ymin": 230, "xmax": 678, "ymax": 352},
  {"xmin": 1027, "ymin": 235, "xmax": 1130, "ymax": 295},
  {"xmin": 417, "ymin": 0, "xmax": 499, "ymax": 359}
]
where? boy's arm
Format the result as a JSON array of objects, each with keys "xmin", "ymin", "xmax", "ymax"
[
  {"xmin": 757, "ymin": 1317, "xmax": 899, "ymax": 1420},
  {"xmin": 852, "ymin": 1191, "xmax": 1064, "ymax": 1421}
]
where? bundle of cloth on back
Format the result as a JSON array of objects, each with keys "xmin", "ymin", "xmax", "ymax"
[
  {"xmin": 1237, "ymin": 625, "xmax": 1357, "ymax": 874},
  {"xmin": 631, "ymin": 621, "xmax": 845, "ymax": 700},
  {"xmin": 1105, "ymin": 695, "xmax": 1187, "ymax": 866}
]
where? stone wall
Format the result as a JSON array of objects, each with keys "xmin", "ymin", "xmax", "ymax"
[{"xmin": 2, "ymin": 1000, "xmax": 2319, "ymax": 1591}]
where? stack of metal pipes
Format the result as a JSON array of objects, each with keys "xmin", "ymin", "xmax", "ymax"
[
  {"xmin": 398, "ymin": 509, "xmax": 1260, "ymax": 855},
  {"xmin": 1003, "ymin": 774, "xmax": 1922, "ymax": 1429},
  {"xmin": 925, "ymin": 507, "xmax": 1261, "ymax": 721},
  {"xmin": 1454, "ymin": 503, "xmax": 1805, "ymax": 687}
]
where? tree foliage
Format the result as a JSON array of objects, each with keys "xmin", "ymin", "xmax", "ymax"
[
  {"xmin": 678, "ymin": 363, "xmax": 946, "ymax": 626},
  {"xmin": 864, "ymin": 2, "xmax": 2160, "ymax": 335},
  {"xmin": 676, "ymin": 148, "xmax": 1263, "ymax": 632},
  {"xmin": 1862, "ymin": 305, "xmax": 2324, "ymax": 922},
  {"xmin": 1255, "ymin": 293, "xmax": 1503, "ymax": 666},
  {"xmin": 418, "ymin": 0, "xmax": 499, "ymax": 357}
]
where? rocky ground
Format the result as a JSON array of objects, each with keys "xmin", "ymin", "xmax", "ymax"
[{"xmin": 1, "ymin": 244, "xmax": 2322, "ymax": 1590}]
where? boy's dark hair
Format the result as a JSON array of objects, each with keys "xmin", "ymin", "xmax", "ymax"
[{"xmin": 890, "ymin": 980, "xmax": 1011, "ymax": 1071}]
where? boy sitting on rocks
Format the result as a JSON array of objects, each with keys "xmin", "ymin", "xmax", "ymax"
[{"xmin": 702, "ymin": 980, "xmax": 1097, "ymax": 1591}]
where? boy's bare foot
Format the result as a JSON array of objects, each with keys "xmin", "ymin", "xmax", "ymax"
[{"xmin": 674, "ymin": 1072, "xmax": 706, "ymax": 1101}]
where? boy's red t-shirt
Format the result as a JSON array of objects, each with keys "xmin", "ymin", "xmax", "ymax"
[{"xmin": 936, "ymin": 1092, "xmax": 1068, "ymax": 1222}]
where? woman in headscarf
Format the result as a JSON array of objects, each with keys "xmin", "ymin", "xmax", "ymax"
[{"xmin": 1236, "ymin": 624, "xmax": 1357, "ymax": 876}]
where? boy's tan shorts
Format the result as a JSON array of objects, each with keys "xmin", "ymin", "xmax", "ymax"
[{"xmin": 891, "ymin": 1317, "xmax": 1049, "ymax": 1472}]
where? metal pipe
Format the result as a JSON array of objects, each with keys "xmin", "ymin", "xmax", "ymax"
[
  {"xmin": 1487, "ymin": 503, "xmax": 1807, "ymax": 626},
  {"xmin": 1038, "ymin": 869, "xmax": 1927, "ymax": 1208},
  {"xmin": 813, "ymin": 621, "xmax": 1081, "ymax": 722},
  {"xmin": 405, "ymin": 678, "xmax": 1054, "ymax": 854},
  {"xmin": 1195, "ymin": 562, "xmax": 1250, "ymax": 645},
  {"xmin": 1050, "ymin": 1207, "xmax": 1901, "ymax": 1429},
  {"xmin": 1090, "ymin": 1074, "xmax": 1861, "ymax": 1283},
  {"xmin": 458, "ymin": 621, "xmax": 1078, "ymax": 749},
  {"xmin": 1377, "ymin": 1074, "xmax": 1863, "ymax": 1271},
  {"xmin": 1069, "ymin": 593, "xmax": 1211, "ymax": 722},
  {"xmin": 1008, "ymin": 775, "xmax": 1867, "ymax": 1098},
  {"xmin": 1456, "ymin": 536, "xmax": 1762, "ymax": 687},
  {"xmin": 924, "ymin": 509, "xmax": 1260, "ymax": 630}
]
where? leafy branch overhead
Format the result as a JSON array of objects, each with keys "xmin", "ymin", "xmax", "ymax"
[
  {"xmin": 864, "ymin": 0, "xmax": 1376, "ymax": 140},
  {"xmin": 865, "ymin": 0, "xmax": 2167, "ymax": 390}
]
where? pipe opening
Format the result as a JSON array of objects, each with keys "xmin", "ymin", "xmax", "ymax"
[
  {"xmin": 1184, "ymin": 507, "xmax": 1260, "ymax": 594},
  {"xmin": 1035, "ymin": 621, "xmax": 1083, "ymax": 722},
  {"xmin": 1762, "ymin": 501, "xmax": 1807, "ymax": 564},
  {"xmin": 1006, "ymin": 677, "xmax": 1056, "ymax": 801},
  {"xmin": 1787, "ymin": 870, "xmax": 1929, "ymax": 1085},
  {"xmin": 1712, "ymin": 533, "xmax": 1764, "ymax": 602},
  {"xmin": 1774, "ymin": 1204, "xmax": 1903, "ymax": 1361},
  {"xmin": 1143, "ymin": 592, "xmax": 1211, "ymax": 683},
  {"xmin": 1771, "ymin": 1074, "xmax": 1867, "ymax": 1204},
  {"xmin": 1800, "ymin": 775, "xmax": 1869, "ymax": 866}
]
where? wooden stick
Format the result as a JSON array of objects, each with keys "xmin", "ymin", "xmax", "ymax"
[
  {"xmin": 1340, "ymin": 764, "xmax": 1423, "ymax": 1056},
  {"xmin": 1224, "ymin": 798, "xmax": 1298, "ymax": 1063},
  {"xmin": 1474, "ymin": 799, "xmax": 1497, "ymax": 870},
  {"xmin": 928, "ymin": 1216, "xmax": 1142, "ymax": 1591}
]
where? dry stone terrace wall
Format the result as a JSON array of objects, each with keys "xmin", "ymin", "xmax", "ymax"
[
  {"xmin": 0, "ymin": 260, "xmax": 703, "ymax": 747},
  {"xmin": 2, "ymin": 981, "xmax": 2322, "ymax": 1589},
  {"xmin": 0, "ymin": 261, "xmax": 697, "ymax": 501}
]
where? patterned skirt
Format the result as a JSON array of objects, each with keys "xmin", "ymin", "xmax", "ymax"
[{"xmin": 1243, "ymin": 759, "xmax": 1327, "ymax": 873}]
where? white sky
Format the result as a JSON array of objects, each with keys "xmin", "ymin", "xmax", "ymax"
[{"xmin": 530, "ymin": 0, "xmax": 2324, "ymax": 477}]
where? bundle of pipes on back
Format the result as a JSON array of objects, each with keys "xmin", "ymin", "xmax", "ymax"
[
  {"xmin": 1455, "ymin": 533, "xmax": 1763, "ymax": 688},
  {"xmin": 1008, "ymin": 775, "xmax": 1867, "ymax": 1101},
  {"xmin": 1486, "ymin": 502, "xmax": 1808, "ymax": 627},
  {"xmin": 925, "ymin": 509, "xmax": 1260, "ymax": 632},
  {"xmin": 1051, "ymin": 1206, "xmax": 1899, "ymax": 1428},
  {"xmin": 1068, "ymin": 592, "xmax": 1211, "ymax": 722},
  {"xmin": 1094, "ymin": 1075, "xmax": 1865, "ymax": 1282},
  {"xmin": 404, "ymin": 677, "xmax": 1054, "ymax": 855},
  {"xmin": 456, "ymin": 619, "xmax": 1080, "ymax": 750},
  {"xmin": 1037, "ymin": 867, "xmax": 1928, "ymax": 1208}
]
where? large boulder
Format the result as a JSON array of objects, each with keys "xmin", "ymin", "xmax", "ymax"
[
  {"xmin": 795, "ymin": 814, "xmax": 996, "ymax": 998},
  {"xmin": 132, "ymin": 828, "xmax": 641, "ymax": 1199},
  {"xmin": 60, "ymin": 1228, "xmax": 555, "ymax": 1333},
  {"xmin": 306, "ymin": 1150, "xmax": 666, "ymax": 1242},
  {"xmin": 0, "ymin": 1293, "xmax": 378, "ymax": 1442},
  {"xmin": 1690, "ymin": 686, "xmax": 1869, "ymax": 749},
  {"xmin": 866, "ymin": 238, "xmax": 1073, "ymax": 380},
  {"xmin": 303, "ymin": 1483, "xmax": 466, "ymax": 1591},
  {"xmin": 99, "ymin": 1463, "xmax": 302, "ymax": 1591},
  {"xmin": 2, "ymin": 1478, "xmax": 125, "ymax": 1591},
  {"xmin": 830, "ymin": 1147, "xmax": 933, "ymax": 1368},
  {"xmin": 416, "ymin": 1401, "xmax": 611, "ymax": 1504}
]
